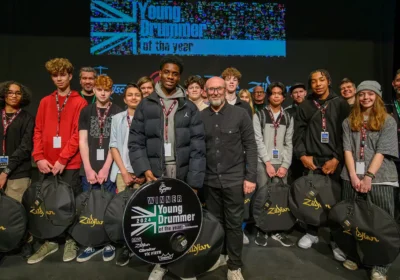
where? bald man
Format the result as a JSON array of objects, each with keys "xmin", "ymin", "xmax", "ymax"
[
  {"xmin": 252, "ymin": 85, "xmax": 266, "ymax": 113},
  {"xmin": 200, "ymin": 77, "xmax": 257, "ymax": 280}
]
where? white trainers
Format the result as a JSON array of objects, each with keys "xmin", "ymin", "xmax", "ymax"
[
  {"xmin": 243, "ymin": 233, "xmax": 249, "ymax": 245},
  {"xmin": 227, "ymin": 268, "xmax": 245, "ymax": 280},
  {"xmin": 298, "ymin": 234, "xmax": 319, "ymax": 249},
  {"xmin": 148, "ymin": 264, "xmax": 168, "ymax": 280},
  {"xmin": 207, "ymin": 254, "xmax": 228, "ymax": 272},
  {"xmin": 331, "ymin": 242, "xmax": 346, "ymax": 262},
  {"xmin": 371, "ymin": 268, "xmax": 387, "ymax": 280}
]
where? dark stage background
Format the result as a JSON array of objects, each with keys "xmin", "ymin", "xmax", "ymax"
[{"xmin": 0, "ymin": 0, "xmax": 397, "ymax": 115}]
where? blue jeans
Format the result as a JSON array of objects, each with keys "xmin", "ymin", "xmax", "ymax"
[{"xmin": 81, "ymin": 176, "xmax": 116, "ymax": 193}]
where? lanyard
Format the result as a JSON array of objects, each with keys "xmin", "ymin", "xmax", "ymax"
[
  {"xmin": 313, "ymin": 100, "xmax": 329, "ymax": 131},
  {"xmin": 96, "ymin": 103, "xmax": 112, "ymax": 148},
  {"xmin": 394, "ymin": 100, "xmax": 400, "ymax": 120},
  {"xmin": 359, "ymin": 121, "xmax": 367, "ymax": 160},
  {"xmin": 2, "ymin": 109, "xmax": 21, "ymax": 155},
  {"xmin": 55, "ymin": 91, "xmax": 72, "ymax": 136},
  {"xmin": 267, "ymin": 107, "xmax": 284, "ymax": 148},
  {"xmin": 127, "ymin": 111, "xmax": 132, "ymax": 127},
  {"xmin": 81, "ymin": 91, "xmax": 96, "ymax": 104},
  {"xmin": 159, "ymin": 99, "xmax": 177, "ymax": 142}
]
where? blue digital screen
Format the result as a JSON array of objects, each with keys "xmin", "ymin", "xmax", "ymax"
[{"xmin": 90, "ymin": 0, "xmax": 286, "ymax": 57}]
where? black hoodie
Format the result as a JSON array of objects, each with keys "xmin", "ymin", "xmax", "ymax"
[{"xmin": 293, "ymin": 90, "xmax": 350, "ymax": 162}]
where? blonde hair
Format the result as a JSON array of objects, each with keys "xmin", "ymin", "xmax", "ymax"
[
  {"xmin": 94, "ymin": 75, "xmax": 113, "ymax": 91},
  {"xmin": 45, "ymin": 58, "xmax": 74, "ymax": 75},
  {"xmin": 239, "ymin": 89, "xmax": 254, "ymax": 115},
  {"xmin": 349, "ymin": 92, "xmax": 387, "ymax": 131}
]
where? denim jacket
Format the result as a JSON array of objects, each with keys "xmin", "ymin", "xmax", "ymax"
[{"xmin": 109, "ymin": 110, "xmax": 130, "ymax": 182}]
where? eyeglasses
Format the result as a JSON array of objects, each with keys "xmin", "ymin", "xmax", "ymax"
[
  {"xmin": 6, "ymin": 91, "xmax": 22, "ymax": 96},
  {"xmin": 206, "ymin": 87, "xmax": 225, "ymax": 94}
]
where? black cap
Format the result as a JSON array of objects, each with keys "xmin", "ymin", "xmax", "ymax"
[{"xmin": 289, "ymin": 83, "xmax": 306, "ymax": 93}]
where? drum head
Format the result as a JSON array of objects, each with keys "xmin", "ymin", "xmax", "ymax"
[{"xmin": 123, "ymin": 178, "xmax": 202, "ymax": 264}]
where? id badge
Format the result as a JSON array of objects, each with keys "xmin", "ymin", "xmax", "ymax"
[
  {"xmin": 356, "ymin": 162, "xmax": 365, "ymax": 175},
  {"xmin": 272, "ymin": 149, "xmax": 280, "ymax": 159},
  {"xmin": 53, "ymin": 136, "xmax": 61, "ymax": 148},
  {"xmin": 321, "ymin": 132, "xmax": 329, "ymax": 143},
  {"xmin": 0, "ymin": 156, "xmax": 9, "ymax": 168},
  {"xmin": 164, "ymin": 143, "xmax": 172, "ymax": 157},
  {"xmin": 96, "ymin": 149, "xmax": 105, "ymax": 161}
]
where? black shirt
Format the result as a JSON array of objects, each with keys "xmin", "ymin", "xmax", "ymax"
[
  {"xmin": 78, "ymin": 103, "xmax": 122, "ymax": 175},
  {"xmin": 200, "ymin": 103, "xmax": 257, "ymax": 188},
  {"xmin": 234, "ymin": 98, "xmax": 253, "ymax": 119},
  {"xmin": 80, "ymin": 92, "xmax": 96, "ymax": 104},
  {"xmin": 0, "ymin": 110, "xmax": 34, "ymax": 179}
]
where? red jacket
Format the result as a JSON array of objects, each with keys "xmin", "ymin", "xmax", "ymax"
[{"xmin": 33, "ymin": 90, "xmax": 87, "ymax": 169}]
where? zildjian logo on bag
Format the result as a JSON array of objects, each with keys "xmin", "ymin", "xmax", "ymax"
[
  {"xmin": 302, "ymin": 198, "xmax": 331, "ymax": 210},
  {"xmin": 188, "ymin": 243, "xmax": 211, "ymax": 256},
  {"xmin": 343, "ymin": 227, "xmax": 380, "ymax": 242},
  {"xmin": 267, "ymin": 205, "xmax": 290, "ymax": 216},
  {"xmin": 79, "ymin": 215, "xmax": 104, "ymax": 227},
  {"xmin": 29, "ymin": 206, "xmax": 56, "ymax": 217},
  {"xmin": 0, "ymin": 226, "xmax": 6, "ymax": 231}
]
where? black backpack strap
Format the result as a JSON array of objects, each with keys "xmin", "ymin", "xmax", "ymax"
[{"xmin": 256, "ymin": 108, "xmax": 267, "ymax": 136}]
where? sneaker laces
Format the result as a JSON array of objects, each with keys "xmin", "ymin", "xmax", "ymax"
[
  {"xmin": 153, "ymin": 264, "xmax": 168, "ymax": 274},
  {"xmin": 274, "ymin": 233, "xmax": 283, "ymax": 240},
  {"xmin": 84, "ymin": 247, "xmax": 95, "ymax": 253},
  {"xmin": 65, "ymin": 240, "xmax": 78, "ymax": 252},
  {"xmin": 36, "ymin": 242, "xmax": 52, "ymax": 255},
  {"xmin": 230, "ymin": 268, "xmax": 243, "ymax": 280},
  {"xmin": 104, "ymin": 245, "xmax": 115, "ymax": 252}
]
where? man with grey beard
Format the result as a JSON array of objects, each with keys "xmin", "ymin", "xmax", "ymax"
[{"xmin": 200, "ymin": 77, "xmax": 257, "ymax": 280}]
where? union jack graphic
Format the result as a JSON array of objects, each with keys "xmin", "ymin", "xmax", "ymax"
[{"xmin": 130, "ymin": 206, "xmax": 157, "ymax": 236}]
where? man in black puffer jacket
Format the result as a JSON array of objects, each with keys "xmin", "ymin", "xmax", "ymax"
[{"xmin": 129, "ymin": 56, "xmax": 206, "ymax": 280}]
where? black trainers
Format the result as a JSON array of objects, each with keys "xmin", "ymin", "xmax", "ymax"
[
  {"xmin": 0, "ymin": 253, "xmax": 5, "ymax": 265},
  {"xmin": 116, "ymin": 247, "xmax": 131, "ymax": 267},
  {"xmin": 255, "ymin": 230, "xmax": 268, "ymax": 247},
  {"xmin": 20, "ymin": 242, "xmax": 33, "ymax": 260},
  {"xmin": 271, "ymin": 233, "xmax": 294, "ymax": 247}
]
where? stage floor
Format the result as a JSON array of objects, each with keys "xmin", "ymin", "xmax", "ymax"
[{"xmin": 1, "ymin": 228, "xmax": 399, "ymax": 280}]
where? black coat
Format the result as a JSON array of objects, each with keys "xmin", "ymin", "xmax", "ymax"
[{"xmin": 128, "ymin": 91, "xmax": 206, "ymax": 188}]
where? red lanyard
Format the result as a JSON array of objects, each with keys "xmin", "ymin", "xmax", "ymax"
[
  {"xmin": 313, "ymin": 100, "xmax": 329, "ymax": 131},
  {"xmin": 267, "ymin": 107, "xmax": 284, "ymax": 148},
  {"xmin": 360, "ymin": 122, "xmax": 367, "ymax": 160},
  {"xmin": 126, "ymin": 111, "xmax": 132, "ymax": 127},
  {"xmin": 159, "ymin": 99, "xmax": 177, "ymax": 142},
  {"xmin": 96, "ymin": 103, "xmax": 112, "ymax": 148},
  {"xmin": 55, "ymin": 92, "xmax": 72, "ymax": 136},
  {"xmin": 2, "ymin": 109, "xmax": 21, "ymax": 155}
]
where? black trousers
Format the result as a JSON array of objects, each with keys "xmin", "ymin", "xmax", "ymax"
[{"xmin": 204, "ymin": 184, "xmax": 244, "ymax": 270}]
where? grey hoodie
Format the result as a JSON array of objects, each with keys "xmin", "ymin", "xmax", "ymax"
[{"xmin": 155, "ymin": 82, "xmax": 185, "ymax": 164}]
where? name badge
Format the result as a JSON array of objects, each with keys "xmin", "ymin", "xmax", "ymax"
[
  {"xmin": 356, "ymin": 162, "xmax": 365, "ymax": 175},
  {"xmin": 321, "ymin": 132, "xmax": 329, "ymax": 143},
  {"xmin": 96, "ymin": 149, "xmax": 105, "ymax": 161},
  {"xmin": 53, "ymin": 136, "xmax": 62, "ymax": 148},
  {"xmin": 164, "ymin": 143, "xmax": 172, "ymax": 157},
  {"xmin": 0, "ymin": 156, "xmax": 9, "ymax": 168},
  {"xmin": 272, "ymin": 149, "xmax": 280, "ymax": 159}
]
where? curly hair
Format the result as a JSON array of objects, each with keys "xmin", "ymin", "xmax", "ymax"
[
  {"xmin": 0, "ymin": 81, "xmax": 32, "ymax": 108},
  {"xmin": 45, "ymin": 58, "xmax": 74, "ymax": 75},
  {"xmin": 349, "ymin": 93, "xmax": 387, "ymax": 131},
  {"xmin": 160, "ymin": 56, "xmax": 184, "ymax": 74},
  {"xmin": 184, "ymin": 75, "xmax": 205, "ymax": 89},
  {"xmin": 94, "ymin": 75, "xmax": 113, "ymax": 90},
  {"xmin": 221, "ymin": 67, "xmax": 242, "ymax": 81}
]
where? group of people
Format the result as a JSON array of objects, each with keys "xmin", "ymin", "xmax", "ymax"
[{"xmin": 0, "ymin": 55, "xmax": 399, "ymax": 280}]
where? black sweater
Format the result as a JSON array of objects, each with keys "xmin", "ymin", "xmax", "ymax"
[
  {"xmin": 293, "ymin": 91, "xmax": 350, "ymax": 162},
  {"xmin": 0, "ymin": 110, "xmax": 35, "ymax": 179}
]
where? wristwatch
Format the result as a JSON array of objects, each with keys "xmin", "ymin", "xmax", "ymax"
[{"xmin": 2, "ymin": 167, "xmax": 11, "ymax": 175}]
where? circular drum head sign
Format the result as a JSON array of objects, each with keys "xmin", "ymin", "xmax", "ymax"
[{"xmin": 123, "ymin": 178, "xmax": 202, "ymax": 264}]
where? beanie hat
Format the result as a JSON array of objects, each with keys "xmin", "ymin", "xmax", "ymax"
[{"xmin": 356, "ymin": 81, "xmax": 382, "ymax": 98}]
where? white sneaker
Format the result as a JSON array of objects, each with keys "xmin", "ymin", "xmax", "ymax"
[
  {"xmin": 371, "ymin": 268, "xmax": 387, "ymax": 280},
  {"xmin": 207, "ymin": 254, "xmax": 228, "ymax": 272},
  {"xmin": 148, "ymin": 264, "xmax": 168, "ymax": 280},
  {"xmin": 298, "ymin": 234, "xmax": 319, "ymax": 249},
  {"xmin": 331, "ymin": 242, "xmax": 346, "ymax": 262},
  {"xmin": 227, "ymin": 268, "xmax": 244, "ymax": 280},
  {"xmin": 243, "ymin": 233, "xmax": 249, "ymax": 245}
]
